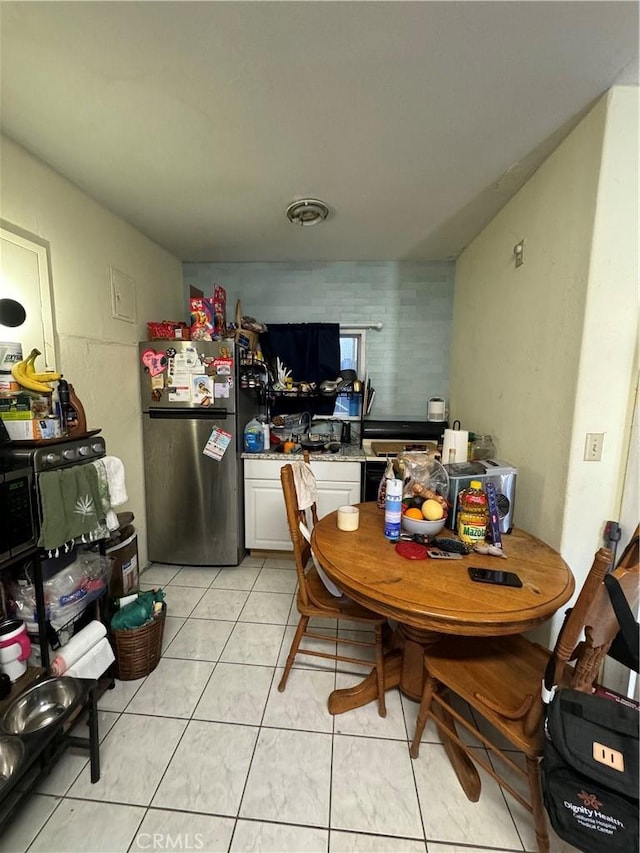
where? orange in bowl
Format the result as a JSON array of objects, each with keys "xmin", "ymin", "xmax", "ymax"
[{"xmin": 404, "ymin": 508, "xmax": 423, "ymax": 520}]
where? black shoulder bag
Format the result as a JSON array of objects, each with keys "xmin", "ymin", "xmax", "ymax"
[
  {"xmin": 604, "ymin": 571, "xmax": 639, "ymax": 673},
  {"xmin": 541, "ymin": 552, "xmax": 639, "ymax": 853}
]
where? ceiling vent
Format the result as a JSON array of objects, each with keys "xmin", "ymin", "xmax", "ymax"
[{"xmin": 286, "ymin": 199, "xmax": 330, "ymax": 226}]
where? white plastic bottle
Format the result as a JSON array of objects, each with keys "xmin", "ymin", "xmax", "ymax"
[
  {"xmin": 261, "ymin": 417, "xmax": 271, "ymax": 452},
  {"xmin": 51, "ymin": 382, "xmax": 64, "ymax": 437}
]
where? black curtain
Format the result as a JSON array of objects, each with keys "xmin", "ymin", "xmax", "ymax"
[{"xmin": 261, "ymin": 323, "xmax": 340, "ymax": 417}]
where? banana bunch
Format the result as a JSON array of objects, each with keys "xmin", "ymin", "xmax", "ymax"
[{"xmin": 11, "ymin": 348, "xmax": 62, "ymax": 394}]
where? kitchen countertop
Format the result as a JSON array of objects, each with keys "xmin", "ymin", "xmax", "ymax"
[{"xmin": 242, "ymin": 445, "xmax": 368, "ymax": 462}]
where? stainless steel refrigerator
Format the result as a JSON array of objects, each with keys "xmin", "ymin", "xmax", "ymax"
[{"xmin": 139, "ymin": 340, "xmax": 256, "ymax": 566}]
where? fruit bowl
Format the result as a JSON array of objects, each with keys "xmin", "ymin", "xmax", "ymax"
[{"xmin": 401, "ymin": 513, "xmax": 447, "ymax": 536}]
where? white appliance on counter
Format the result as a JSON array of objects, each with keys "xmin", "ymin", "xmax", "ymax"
[{"xmin": 444, "ymin": 460, "xmax": 517, "ymax": 534}]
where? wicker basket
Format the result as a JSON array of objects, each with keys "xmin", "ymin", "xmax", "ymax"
[
  {"xmin": 110, "ymin": 603, "xmax": 166, "ymax": 681},
  {"xmin": 147, "ymin": 321, "xmax": 190, "ymax": 341},
  {"xmin": 234, "ymin": 300, "xmax": 260, "ymax": 352}
]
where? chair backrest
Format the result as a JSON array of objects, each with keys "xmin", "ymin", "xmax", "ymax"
[
  {"xmin": 551, "ymin": 530, "xmax": 639, "ymax": 692},
  {"xmin": 575, "ymin": 525, "xmax": 640, "ymax": 682},
  {"xmin": 520, "ymin": 547, "xmax": 614, "ymax": 738},
  {"xmin": 280, "ymin": 462, "xmax": 319, "ymax": 607},
  {"xmin": 550, "ymin": 547, "xmax": 614, "ymax": 684},
  {"xmin": 616, "ymin": 526, "xmax": 640, "ymax": 572}
]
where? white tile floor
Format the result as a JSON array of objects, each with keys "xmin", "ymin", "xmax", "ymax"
[{"xmin": 1, "ymin": 557, "xmax": 581, "ymax": 853}]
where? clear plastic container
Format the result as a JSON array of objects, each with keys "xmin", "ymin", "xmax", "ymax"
[
  {"xmin": 377, "ymin": 457, "xmax": 395, "ymax": 509},
  {"xmin": 471, "ymin": 434, "xmax": 496, "ymax": 461}
]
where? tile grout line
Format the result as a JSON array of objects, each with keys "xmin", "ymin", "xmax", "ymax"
[
  {"xmin": 220, "ymin": 560, "xmax": 274, "ymax": 848},
  {"xmin": 23, "ymin": 793, "xmax": 64, "ymax": 853},
  {"xmin": 403, "ymin": 690, "xmax": 430, "ymax": 848}
]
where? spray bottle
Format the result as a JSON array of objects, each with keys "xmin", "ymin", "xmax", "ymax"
[{"xmin": 384, "ymin": 478, "xmax": 403, "ymax": 542}]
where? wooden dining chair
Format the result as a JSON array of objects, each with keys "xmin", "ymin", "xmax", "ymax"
[
  {"xmin": 409, "ymin": 534, "xmax": 639, "ymax": 853},
  {"xmin": 277, "ymin": 460, "xmax": 388, "ymax": 716}
]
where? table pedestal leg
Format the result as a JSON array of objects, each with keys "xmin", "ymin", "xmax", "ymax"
[
  {"xmin": 327, "ymin": 650, "xmax": 401, "ymax": 715},
  {"xmin": 397, "ymin": 626, "xmax": 439, "ymax": 700}
]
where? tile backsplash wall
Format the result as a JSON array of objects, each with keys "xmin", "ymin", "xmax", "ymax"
[{"xmin": 183, "ymin": 261, "xmax": 454, "ymax": 420}]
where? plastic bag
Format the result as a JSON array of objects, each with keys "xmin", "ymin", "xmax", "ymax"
[
  {"xmin": 396, "ymin": 452, "xmax": 450, "ymax": 511},
  {"xmin": 110, "ymin": 589, "xmax": 165, "ymax": 631},
  {"xmin": 9, "ymin": 551, "xmax": 112, "ymax": 632},
  {"xmin": 377, "ymin": 457, "xmax": 395, "ymax": 509}
]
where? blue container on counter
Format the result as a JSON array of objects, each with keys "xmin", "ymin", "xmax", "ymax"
[{"xmin": 243, "ymin": 418, "xmax": 264, "ymax": 452}]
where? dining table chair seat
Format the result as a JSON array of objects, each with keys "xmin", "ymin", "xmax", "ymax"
[
  {"xmin": 417, "ymin": 633, "xmax": 552, "ymax": 753},
  {"xmin": 301, "ymin": 565, "xmax": 389, "ymax": 623}
]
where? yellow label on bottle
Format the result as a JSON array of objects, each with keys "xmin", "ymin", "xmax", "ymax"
[{"xmin": 458, "ymin": 514, "xmax": 487, "ymax": 544}]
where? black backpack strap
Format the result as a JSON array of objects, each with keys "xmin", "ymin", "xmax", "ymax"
[{"xmin": 604, "ymin": 573, "xmax": 640, "ymax": 672}]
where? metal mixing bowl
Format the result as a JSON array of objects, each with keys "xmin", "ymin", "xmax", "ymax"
[
  {"xmin": 0, "ymin": 735, "xmax": 25, "ymax": 792},
  {"xmin": 1, "ymin": 677, "xmax": 83, "ymax": 735}
]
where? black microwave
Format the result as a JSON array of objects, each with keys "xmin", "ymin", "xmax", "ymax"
[{"xmin": 0, "ymin": 467, "xmax": 37, "ymax": 565}]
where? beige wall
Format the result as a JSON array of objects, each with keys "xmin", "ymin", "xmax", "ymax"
[
  {"xmin": 1, "ymin": 135, "xmax": 184, "ymax": 566},
  {"xmin": 451, "ymin": 88, "xmax": 639, "ymax": 641}
]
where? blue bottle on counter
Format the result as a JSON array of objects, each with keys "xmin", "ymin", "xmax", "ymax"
[
  {"xmin": 243, "ymin": 417, "xmax": 264, "ymax": 453},
  {"xmin": 384, "ymin": 478, "xmax": 403, "ymax": 541}
]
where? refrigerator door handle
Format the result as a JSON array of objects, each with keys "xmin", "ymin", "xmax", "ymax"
[{"xmin": 149, "ymin": 408, "xmax": 229, "ymax": 420}]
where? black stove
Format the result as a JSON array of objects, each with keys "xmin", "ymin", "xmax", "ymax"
[
  {"xmin": 361, "ymin": 419, "xmax": 448, "ymax": 444},
  {"xmin": 361, "ymin": 419, "xmax": 447, "ymax": 500}
]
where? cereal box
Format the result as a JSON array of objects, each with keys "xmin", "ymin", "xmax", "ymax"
[{"xmin": 190, "ymin": 285, "xmax": 226, "ymax": 342}]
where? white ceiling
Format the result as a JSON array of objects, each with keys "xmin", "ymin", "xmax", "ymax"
[{"xmin": 1, "ymin": 1, "xmax": 637, "ymax": 263}]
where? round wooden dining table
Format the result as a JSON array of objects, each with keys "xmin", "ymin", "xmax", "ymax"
[{"xmin": 311, "ymin": 501, "xmax": 575, "ymax": 800}]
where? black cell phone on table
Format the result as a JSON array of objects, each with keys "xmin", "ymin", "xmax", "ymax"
[{"xmin": 468, "ymin": 566, "xmax": 523, "ymax": 588}]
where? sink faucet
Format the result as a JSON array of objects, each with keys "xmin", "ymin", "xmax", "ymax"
[{"xmin": 299, "ymin": 412, "xmax": 311, "ymax": 433}]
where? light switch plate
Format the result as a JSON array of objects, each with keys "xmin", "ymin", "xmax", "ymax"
[
  {"xmin": 110, "ymin": 267, "xmax": 137, "ymax": 323},
  {"xmin": 584, "ymin": 432, "xmax": 604, "ymax": 461}
]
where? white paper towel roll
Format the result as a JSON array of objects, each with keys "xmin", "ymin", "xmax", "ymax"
[
  {"xmin": 441, "ymin": 429, "xmax": 469, "ymax": 465},
  {"xmin": 50, "ymin": 621, "xmax": 107, "ymax": 675},
  {"xmin": 65, "ymin": 637, "xmax": 114, "ymax": 679}
]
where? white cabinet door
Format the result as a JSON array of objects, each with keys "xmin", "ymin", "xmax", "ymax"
[
  {"xmin": 244, "ymin": 460, "xmax": 362, "ymax": 551},
  {"xmin": 244, "ymin": 478, "xmax": 291, "ymax": 550},
  {"xmin": 316, "ymin": 481, "xmax": 361, "ymax": 519}
]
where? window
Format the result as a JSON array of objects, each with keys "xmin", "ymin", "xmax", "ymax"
[{"xmin": 334, "ymin": 328, "xmax": 366, "ymax": 419}]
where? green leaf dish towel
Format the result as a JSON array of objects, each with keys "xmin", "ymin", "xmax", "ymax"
[{"xmin": 38, "ymin": 464, "xmax": 110, "ymax": 553}]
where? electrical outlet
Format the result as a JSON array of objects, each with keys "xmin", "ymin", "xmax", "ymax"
[
  {"xmin": 584, "ymin": 432, "xmax": 604, "ymax": 462},
  {"xmin": 514, "ymin": 239, "xmax": 525, "ymax": 267}
]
